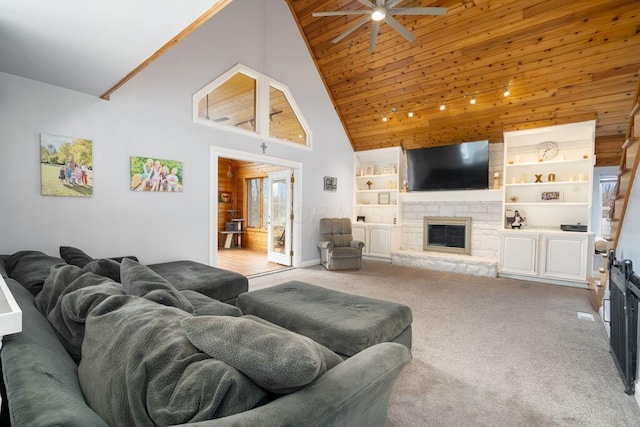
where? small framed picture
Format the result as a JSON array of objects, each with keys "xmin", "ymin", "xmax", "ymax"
[
  {"xmin": 324, "ymin": 176, "xmax": 337, "ymax": 191},
  {"xmin": 540, "ymin": 191, "xmax": 562, "ymax": 202},
  {"xmin": 357, "ymin": 216, "xmax": 366, "ymax": 222},
  {"xmin": 364, "ymin": 165, "xmax": 375, "ymax": 176},
  {"xmin": 218, "ymin": 191, "xmax": 232, "ymax": 203},
  {"xmin": 382, "ymin": 165, "xmax": 395, "ymax": 175},
  {"xmin": 378, "ymin": 192, "xmax": 390, "ymax": 205}
]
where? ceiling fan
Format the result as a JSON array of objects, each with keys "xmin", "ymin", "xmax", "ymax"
[{"xmin": 313, "ymin": 0, "xmax": 447, "ymax": 52}]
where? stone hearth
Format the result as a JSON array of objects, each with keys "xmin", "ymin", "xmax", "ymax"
[{"xmin": 393, "ymin": 194, "xmax": 502, "ymax": 277}]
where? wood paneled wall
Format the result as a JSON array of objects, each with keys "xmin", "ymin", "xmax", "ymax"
[{"xmin": 217, "ymin": 159, "xmax": 286, "ymax": 252}]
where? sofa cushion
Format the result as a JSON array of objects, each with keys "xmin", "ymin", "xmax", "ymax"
[
  {"xmin": 1, "ymin": 278, "xmax": 108, "ymax": 426},
  {"xmin": 147, "ymin": 260, "xmax": 248, "ymax": 303},
  {"xmin": 120, "ymin": 258, "xmax": 194, "ymax": 314},
  {"xmin": 81, "ymin": 258, "xmax": 122, "ymax": 282},
  {"xmin": 35, "ymin": 264, "xmax": 125, "ymax": 361},
  {"xmin": 180, "ymin": 290, "xmax": 243, "ymax": 317},
  {"xmin": 7, "ymin": 250, "xmax": 65, "ymax": 296},
  {"xmin": 78, "ymin": 295, "xmax": 267, "ymax": 426},
  {"xmin": 182, "ymin": 315, "xmax": 342, "ymax": 394},
  {"xmin": 60, "ymin": 245, "xmax": 139, "ymax": 268}
]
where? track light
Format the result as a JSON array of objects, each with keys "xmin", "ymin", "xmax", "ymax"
[
  {"xmin": 407, "ymin": 111, "xmax": 414, "ymax": 118},
  {"xmin": 503, "ymin": 84, "xmax": 510, "ymax": 97},
  {"xmin": 470, "ymin": 96, "xmax": 476, "ymax": 105},
  {"xmin": 382, "ymin": 116, "xmax": 388, "ymax": 122},
  {"xmin": 439, "ymin": 103, "xmax": 446, "ymax": 111}
]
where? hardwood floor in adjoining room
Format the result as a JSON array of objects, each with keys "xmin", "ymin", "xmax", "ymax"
[{"xmin": 216, "ymin": 248, "xmax": 288, "ymax": 277}]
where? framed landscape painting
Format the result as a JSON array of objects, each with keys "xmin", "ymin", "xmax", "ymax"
[
  {"xmin": 130, "ymin": 156, "xmax": 183, "ymax": 192},
  {"xmin": 40, "ymin": 133, "xmax": 93, "ymax": 197}
]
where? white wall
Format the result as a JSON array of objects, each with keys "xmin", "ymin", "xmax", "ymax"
[
  {"xmin": 0, "ymin": 0, "xmax": 354, "ymax": 265},
  {"xmin": 617, "ymin": 167, "xmax": 640, "ymax": 265}
]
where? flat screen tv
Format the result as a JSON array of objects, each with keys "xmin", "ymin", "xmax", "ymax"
[{"xmin": 407, "ymin": 140, "xmax": 489, "ymax": 191}]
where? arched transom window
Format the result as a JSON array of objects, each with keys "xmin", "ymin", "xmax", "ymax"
[{"xmin": 193, "ymin": 64, "xmax": 311, "ymax": 148}]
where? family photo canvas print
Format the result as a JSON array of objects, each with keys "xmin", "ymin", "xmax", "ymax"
[
  {"xmin": 130, "ymin": 156, "xmax": 183, "ymax": 192},
  {"xmin": 40, "ymin": 133, "xmax": 93, "ymax": 197}
]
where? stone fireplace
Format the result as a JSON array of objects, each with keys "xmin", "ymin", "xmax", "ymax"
[
  {"xmin": 423, "ymin": 216, "xmax": 472, "ymax": 255},
  {"xmin": 391, "ymin": 192, "xmax": 503, "ymax": 277}
]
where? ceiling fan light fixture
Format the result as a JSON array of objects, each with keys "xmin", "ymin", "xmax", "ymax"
[{"xmin": 371, "ymin": 7, "xmax": 387, "ymax": 21}]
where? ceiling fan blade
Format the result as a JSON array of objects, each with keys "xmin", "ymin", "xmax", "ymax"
[
  {"xmin": 313, "ymin": 11, "xmax": 370, "ymax": 17},
  {"xmin": 385, "ymin": 15, "xmax": 416, "ymax": 43},
  {"xmin": 332, "ymin": 15, "xmax": 372, "ymax": 43},
  {"xmin": 389, "ymin": 7, "xmax": 448, "ymax": 16},
  {"xmin": 359, "ymin": 0, "xmax": 377, "ymax": 8},
  {"xmin": 384, "ymin": 0, "xmax": 405, "ymax": 8},
  {"xmin": 376, "ymin": 0, "xmax": 385, "ymax": 6},
  {"xmin": 369, "ymin": 21, "xmax": 380, "ymax": 52}
]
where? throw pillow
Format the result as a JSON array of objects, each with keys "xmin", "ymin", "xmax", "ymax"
[
  {"xmin": 81, "ymin": 258, "xmax": 122, "ymax": 282},
  {"xmin": 59, "ymin": 246, "xmax": 94, "ymax": 268},
  {"xmin": 180, "ymin": 290, "xmax": 243, "ymax": 317},
  {"xmin": 79, "ymin": 295, "xmax": 267, "ymax": 426},
  {"xmin": 60, "ymin": 245, "xmax": 139, "ymax": 268},
  {"xmin": 182, "ymin": 316, "xmax": 342, "ymax": 394},
  {"xmin": 120, "ymin": 258, "xmax": 194, "ymax": 314},
  {"xmin": 8, "ymin": 250, "xmax": 66, "ymax": 296}
]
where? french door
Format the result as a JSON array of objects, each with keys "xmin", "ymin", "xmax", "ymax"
[{"xmin": 267, "ymin": 169, "xmax": 292, "ymax": 265}]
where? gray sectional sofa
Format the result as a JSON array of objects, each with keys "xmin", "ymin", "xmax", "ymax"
[{"xmin": 0, "ymin": 249, "xmax": 411, "ymax": 426}]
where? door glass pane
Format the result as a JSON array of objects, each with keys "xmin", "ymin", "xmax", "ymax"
[
  {"xmin": 269, "ymin": 86, "xmax": 306, "ymax": 144},
  {"xmin": 247, "ymin": 178, "xmax": 260, "ymax": 228},
  {"xmin": 262, "ymin": 178, "xmax": 270, "ymax": 229},
  {"xmin": 271, "ymin": 177, "xmax": 287, "ymax": 254},
  {"xmin": 198, "ymin": 73, "xmax": 256, "ymax": 132}
]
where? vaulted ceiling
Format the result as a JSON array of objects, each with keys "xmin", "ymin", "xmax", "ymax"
[
  {"xmin": 285, "ymin": 0, "xmax": 640, "ymax": 166},
  {"xmin": 2, "ymin": 1, "xmax": 638, "ymax": 167}
]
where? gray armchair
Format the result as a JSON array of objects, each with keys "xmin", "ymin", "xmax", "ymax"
[{"xmin": 318, "ymin": 218, "xmax": 364, "ymax": 270}]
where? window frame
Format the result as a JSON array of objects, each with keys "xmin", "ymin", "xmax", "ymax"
[
  {"xmin": 246, "ymin": 176, "xmax": 269, "ymax": 230},
  {"xmin": 193, "ymin": 64, "xmax": 312, "ymax": 150}
]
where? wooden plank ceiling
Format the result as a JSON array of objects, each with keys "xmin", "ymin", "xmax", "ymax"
[{"xmin": 285, "ymin": 0, "xmax": 640, "ymax": 166}]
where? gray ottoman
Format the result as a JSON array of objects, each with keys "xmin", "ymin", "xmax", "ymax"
[
  {"xmin": 147, "ymin": 260, "xmax": 248, "ymax": 304},
  {"xmin": 237, "ymin": 281, "xmax": 412, "ymax": 357}
]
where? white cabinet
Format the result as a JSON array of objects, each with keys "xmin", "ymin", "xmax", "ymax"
[
  {"xmin": 499, "ymin": 229, "xmax": 594, "ymax": 287},
  {"xmin": 352, "ymin": 223, "xmax": 400, "ymax": 261},
  {"xmin": 499, "ymin": 120, "xmax": 596, "ymax": 287},
  {"xmin": 500, "ymin": 232, "xmax": 538, "ymax": 276},
  {"xmin": 541, "ymin": 233, "xmax": 591, "ymax": 281}
]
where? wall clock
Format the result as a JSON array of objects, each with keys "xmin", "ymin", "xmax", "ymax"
[{"xmin": 536, "ymin": 141, "xmax": 558, "ymax": 160}]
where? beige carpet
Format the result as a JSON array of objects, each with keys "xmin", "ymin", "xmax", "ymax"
[{"xmin": 249, "ymin": 261, "xmax": 640, "ymax": 426}]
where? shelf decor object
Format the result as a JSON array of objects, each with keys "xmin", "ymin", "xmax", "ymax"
[
  {"xmin": 364, "ymin": 165, "xmax": 375, "ymax": 176},
  {"xmin": 540, "ymin": 191, "xmax": 562, "ymax": 202},
  {"xmin": 378, "ymin": 192, "xmax": 390, "ymax": 205},
  {"xmin": 536, "ymin": 141, "xmax": 558, "ymax": 160}
]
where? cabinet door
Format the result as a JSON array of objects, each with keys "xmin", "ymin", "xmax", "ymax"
[
  {"xmin": 499, "ymin": 232, "xmax": 538, "ymax": 276},
  {"xmin": 541, "ymin": 234, "xmax": 588, "ymax": 281},
  {"xmin": 369, "ymin": 225, "xmax": 391, "ymax": 257},
  {"xmin": 351, "ymin": 224, "xmax": 368, "ymax": 254}
]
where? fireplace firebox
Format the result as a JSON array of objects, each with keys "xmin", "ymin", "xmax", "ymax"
[{"xmin": 423, "ymin": 216, "xmax": 472, "ymax": 255}]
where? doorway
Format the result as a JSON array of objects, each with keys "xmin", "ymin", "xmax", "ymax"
[{"xmin": 210, "ymin": 147, "xmax": 302, "ymax": 276}]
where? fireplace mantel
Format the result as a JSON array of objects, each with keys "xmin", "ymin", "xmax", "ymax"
[{"xmin": 400, "ymin": 189, "xmax": 502, "ymax": 202}]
